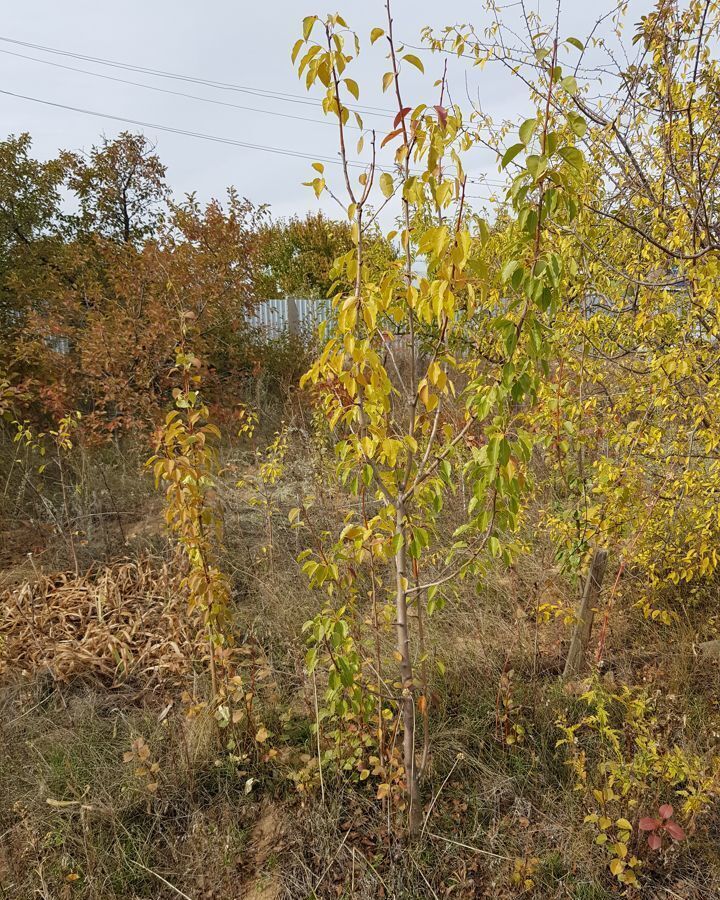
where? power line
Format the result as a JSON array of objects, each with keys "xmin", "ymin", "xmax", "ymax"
[
  {"xmin": 0, "ymin": 34, "xmax": 393, "ymax": 117},
  {"xmin": 0, "ymin": 47, "xmax": 356, "ymax": 130},
  {"xmin": 0, "ymin": 48, "xmax": 509, "ymax": 187},
  {"xmin": 0, "ymin": 86, "xmax": 506, "ymax": 191},
  {"xmin": 0, "ymin": 88, "xmax": 365, "ymax": 166}
]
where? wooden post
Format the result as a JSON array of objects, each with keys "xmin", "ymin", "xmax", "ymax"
[
  {"xmin": 286, "ymin": 297, "xmax": 300, "ymax": 336},
  {"xmin": 563, "ymin": 548, "xmax": 608, "ymax": 679}
]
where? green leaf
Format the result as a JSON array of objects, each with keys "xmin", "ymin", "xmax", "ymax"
[
  {"xmin": 379, "ymin": 172, "xmax": 394, "ymax": 198},
  {"xmin": 501, "ymin": 143, "xmax": 525, "ymax": 169},
  {"xmin": 501, "ymin": 259, "xmax": 519, "ymax": 283},
  {"xmin": 567, "ymin": 112, "xmax": 587, "ymax": 138},
  {"xmin": 511, "ymin": 264, "xmax": 525, "ymax": 290},
  {"xmin": 403, "ymin": 53, "xmax": 424, "ymax": 73},
  {"xmin": 558, "ymin": 146, "xmax": 584, "ymax": 169},
  {"xmin": 566, "ymin": 37, "xmax": 585, "ymax": 51},
  {"xmin": 526, "ymin": 154, "xmax": 547, "ymax": 179},
  {"xmin": 561, "ymin": 75, "xmax": 578, "ymax": 95},
  {"xmin": 519, "ymin": 118, "xmax": 536, "ymax": 146}
]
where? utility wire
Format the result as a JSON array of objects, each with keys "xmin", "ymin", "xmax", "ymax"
[
  {"xmin": 0, "ymin": 34, "xmax": 393, "ymax": 116},
  {"xmin": 0, "ymin": 88, "xmax": 367, "ymax": 166},
  {"xmin": 0, "ymin": 48, "xmax": 360, "ymax": 130},
  {"xmin": 0, "ymin": 88, "xmax": 502, "ymax": 191},
  {"xmin": 0, "ymin": 35, "xmax": 508, "ymax": 188},
  {"xmin": 0, "ymin": 51, "xmax": 508, "ymax": 187},
  {"xmin": 0, "ymin": 86, "xmax": 503, "ymax": 196}
]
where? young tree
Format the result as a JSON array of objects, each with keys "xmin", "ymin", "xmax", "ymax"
[
  {"xmin": 293, "ymin": 2, "xmax": 586, "ymax": 834},
  {"xmin": 427, "ymin": 0, "xmax": 720, "ymax": 632}
]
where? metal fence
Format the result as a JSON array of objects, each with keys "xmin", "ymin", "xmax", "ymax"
[{"xmin": 248, "ymin": 297, "xmax": 331, "ymax": 336}]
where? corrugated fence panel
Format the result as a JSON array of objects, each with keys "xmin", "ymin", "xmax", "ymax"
[{"xmin": 249, "ymin": 298, "xmax": 332, "ymax": 336}]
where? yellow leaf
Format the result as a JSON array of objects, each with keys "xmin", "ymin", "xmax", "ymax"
[
  {"xmin": 370, "ymin": 27, "xmax": 385, "ymax": 44},
  {"xmin": 418, "ymin": 380, "xmax": 430, "ymax": 408},
  {"xmin": 610, "ymin": 858, "xmax": 625, "ymax": 877},
  {"xmin": 291, "ymin": 38, "xmax": 304, "ymax": 64},
  {"xmin": 302, "ymin": 16, "xmax": 316, "ymax": 40},
  {"xmin": 379, "ymin": 172, "xmax": 394, "ymax": 198},
  {"xmin": 255, "ymin": 726, "xmax": 270, "ymax": 743},
  {"xmin": 403, "ymin": 53, "xmax": 424, "ymax": 73}
]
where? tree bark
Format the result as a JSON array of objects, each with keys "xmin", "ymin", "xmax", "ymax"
[
  {"xmin": 394, "ymin": 502, "xmax": 421, "ymax": 835},
  {"xmin": 563, "ymin": 547, "xmax": 608, "ymax": 679}
]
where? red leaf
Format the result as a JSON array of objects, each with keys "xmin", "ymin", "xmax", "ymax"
[
  {"xmin": 381, "ymin": 128, "xmax": 402, "ymax": 149},
  {"xmin": 393, "ymin": 107, "xmax": 411, "ymax": 128},
  {"xmin": 639, "ymin": 817, "xmax": 659, "ymax": 831},
  {"xmin": 434, "ymin": 105, "xmax": 448, "ymax": 128},
  {"xmin": 658, "ymin": 803, "xmax": 674, "ymax": 820},
  {"xmin": 664, "ymin": 820, "xmax": 686, "ymax": 841},
  {"xmin": 647, "ymin": 832, "xmax": 663, "ymax": 851}
]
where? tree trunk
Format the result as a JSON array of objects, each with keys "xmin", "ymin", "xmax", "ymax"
[
  {"xmin": 394, "ymin": 501, "xmax": 421, "ymax": 835},
  {"xmin": 563, "ymin": 547, "xmax": 608, "ymax": 679}
]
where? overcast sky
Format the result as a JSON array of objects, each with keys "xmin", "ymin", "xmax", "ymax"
[{"xmin": 1, "ymin": 0, "xmax": 650, "ymax": 221}]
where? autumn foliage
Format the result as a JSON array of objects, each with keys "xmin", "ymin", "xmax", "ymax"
[
  {"xmin": 0, "ymin": 132, "xmax": 359, "ymax": 434},
  {"xmin": 3, "ymin": 2, "xmax": 720, "ymax": 897}
]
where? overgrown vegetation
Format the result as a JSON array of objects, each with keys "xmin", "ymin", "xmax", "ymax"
[{"xmin": 2, "ymin": 1, "xmax": 720, "ymax": 897}]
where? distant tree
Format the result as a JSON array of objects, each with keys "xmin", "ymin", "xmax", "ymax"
[
  {"xmin": 0, "ymin": 134, "xmax": 68, "ymax": 339},
  {"xmin": 257, "ymin": 211, "xmax": 353, "ymax": 300},
  {"xmin": 257, "ymin": 211, "xmax": 394, "ymax": 301},
  {"xmin": 63, "ymin": 132, "xmax": 168, "ymax": 245},
  {"xmin": 61, "ymin": 189, "xmax": 267, "ymax": 430},
  {"xmin": 0, "ymin": 133, "xmax": 66, "ymax": 252},
  {"xmin": 0, "ymin": 130, "xmax": 269, "ymax": 432}
]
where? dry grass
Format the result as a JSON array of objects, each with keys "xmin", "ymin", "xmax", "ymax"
[
  {"xmin": 1, "ymin": 429, "xmax": 720, "ymax": 899},
  {"xmin": 0, "ymin": 557, "xmax": 203, "ymax": 692}
]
